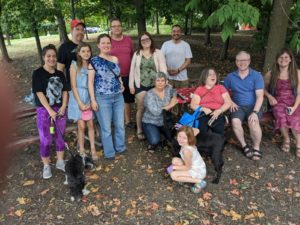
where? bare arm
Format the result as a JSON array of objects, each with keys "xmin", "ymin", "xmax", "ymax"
[
  {"xmin": 168, "ymin": 58, "xmax": 191, "ymax": 76},
  {"xmin": 36, "ymin": 92, "xmax": 57, "ymax": 120},
  {"xmin": 70, "ymin": 64, "xmax": 87, "ymax": 111},
  {"xmin": 173, "ymin": 149, "xmax": 193, "ymax": 171},
  {"xmin": 210, "ymin": 92, "xmax": 232, "ymax": 119},
  {"xmin": 248, "ymin": 89, "xmax": 264, "ymax": 124},
  {"xmin": 264, "ymin": 71, "xmax": 278, "ymax": 106},
  {"xmin": 57, "ymin": 62, "xmax": 65, "ymax": 73},
  {"xmin": 291, "ymin": 70, "xmax": 300, "ymax": 112},
  {"xmin": 163, "ymin": 96, "xmax": 178, "ymax": 111},
  {"xmin": 88, "ymin": 64, "xmax": 98, "ymax": 111},
  {"xmin": 58, "ymin": 91, "xmax": 68, "ymax": 116},
  {"xmin": 190, "ymin": 93, "xmax": 212, "ymax": 114}
]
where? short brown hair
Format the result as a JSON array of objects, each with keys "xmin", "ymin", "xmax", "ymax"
[
  {"xmin": 177, "ymin": 126, "xmax": 196, "ymax": 146},
  {"xmin": 199, "ymin": 68, "xmax": 219, "ymax": 86}
]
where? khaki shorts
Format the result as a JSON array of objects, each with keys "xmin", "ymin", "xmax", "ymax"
[{"xmin": 168, "ymin": 79, "xmax": 189, "ymax": 88}]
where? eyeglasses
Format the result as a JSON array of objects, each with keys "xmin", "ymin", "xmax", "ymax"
[
  {"xmin": 111, "ymin": 25, "xmax": 121, "ymax": 28},
  {"xmin": 141, "ymin": 38, "xmax": 151, "ymax": 43}
]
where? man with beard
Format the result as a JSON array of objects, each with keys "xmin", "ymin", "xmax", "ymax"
[
  {"xmin": 161, "ymin": 24, "xmax": 193, "ymax": 88},
  {"xmin": 109, "ymin": 18, "xmax": 135, "ymax": 129},
  {"xmin": 57, "ymin": 19, "xmax": 85, "ymax": 89}
]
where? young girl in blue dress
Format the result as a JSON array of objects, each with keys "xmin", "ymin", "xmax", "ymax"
[{"xmin": 67, "ymin": 42, "xmax": 97, "ymax": 160}]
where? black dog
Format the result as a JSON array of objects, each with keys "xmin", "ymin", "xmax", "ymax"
[
  {"xmin": 64, "ymin": 152, "xmax": 95, "ymax": 201},
  {"xmin": 163, "ymin": 110, "xmax": 225, "ymax": 184}
]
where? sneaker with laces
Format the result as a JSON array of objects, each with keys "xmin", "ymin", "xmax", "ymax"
[
  {"xmin": 191, "ymin": 180, "xmax": 207, "ymax": 193},
  {"xmin": 56, "ymin": 160, "xmax": 65, "ymax": 172},
  {"xmin": 43, "ymin": 165, "xmax": 52, "ymax": 179}
]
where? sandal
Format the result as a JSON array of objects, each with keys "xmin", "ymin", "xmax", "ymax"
[
  {"xmin": 281, "ymin": 141, "xmax": 290, "ymax": 153},
  {"xmin": 191, "ymin": 180, "xmax": 207, "ymax": 194},
  {"xmin": 137, "ymin": 132, "xmax": 145, "ymax": 140},
  {"xmin": 252, "ymin": 149, "xmax": 262, "ymax": 161},
  {"xmin": 296, "ymin": 147, "xmax": 300, "ymax": 158},
  {"xmin": 242, "ymin": 144, "xmax": 253, "ymax": 159}
]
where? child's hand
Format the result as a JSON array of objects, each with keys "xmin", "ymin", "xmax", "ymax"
[
  {"xmin": 167, "ymin": 165, "xmax": 173, "ymax": 174},
  {"xmin": 48, "ymin": 109, "xmax": 57, "ymax": 121}
]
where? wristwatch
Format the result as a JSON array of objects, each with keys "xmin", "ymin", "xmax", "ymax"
[{"xmin": 252, "ymin": 110, "xmax": 258, "ymax": 115}]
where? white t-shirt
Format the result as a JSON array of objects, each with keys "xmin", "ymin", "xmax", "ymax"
[{"xmin": 161, "ymin": 40, "xmax": 193, "ymax": 81}]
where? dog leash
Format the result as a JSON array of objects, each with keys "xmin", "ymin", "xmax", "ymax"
[{"xmin": 49, "ymin": 116, "xmax": 71, "ymax": 153}]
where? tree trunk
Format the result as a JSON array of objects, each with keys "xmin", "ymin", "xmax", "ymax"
[
  {"xmin": 0, "ymin": 26, "xmax": 12, "ymax": 62},
  {"xmin": 263, "ymin": 0, "xmax": 293, "ymax": 73},
  {"xmin": 135, "ymin": 0, "xmax": 146, "ymax": 35},
  {"xmin": 220, "ymin": 37, "xmax": 230, "ymax": 60},
  {"xmin": 204, "ymin": 1, "xmax": 213, "ymax": 46},
  {"xmin": 6, "ymin": 32, "xmax": 11, "ymax": 46},
  {"xmin": 156, "ymin": 10, "xmax": 159, "ymax": 35},
  {"xmin": 188, "ymin": 11, "xmax": 193, "ymax": 35},
  {"xmin": 71, "ymin": 0, "xmax": 76, "ymax": 19},
  {"xmin": 53, "ymin": 0, "xmax": 69, "ymax": 44},
  {"xmin": 31, "ymin": 20, "xmax": 43, "ymax": 65},
  {"xmin": 184, "ymin": 12, "xmax": 189, "ymax": 35},
  {"xmin": 204, "ymin": 27, "xmax": 212, "ymax": 46}
]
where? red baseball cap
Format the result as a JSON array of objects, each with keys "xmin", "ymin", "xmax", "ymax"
[{"xmin": 71, "ymin": 19, "xmax": 85, "ymax": 29}]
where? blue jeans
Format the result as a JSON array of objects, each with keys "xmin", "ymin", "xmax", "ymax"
[
  {"xmin": 142, "ymin": 122, "xmax": 173, "ymax": 146},
  {"xmin": 95, "ymin": 93, "xmax": 126, "ymax": 158}
]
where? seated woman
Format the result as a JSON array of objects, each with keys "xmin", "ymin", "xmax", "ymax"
[
  {"xmin": 190, "ymin": 68, "xmax": 231, "ymax": 136},
  {"xmin": 264, "ymin": 48, "xmax": 300, "ymax": 157},
  {"xmin": 142, "ymin": 72, "xmax": 177, "ymax": 151}
]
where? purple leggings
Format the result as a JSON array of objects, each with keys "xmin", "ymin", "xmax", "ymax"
[{"xmin": 36, "ymin": 107, "xmax": 66, "ymax": 158}]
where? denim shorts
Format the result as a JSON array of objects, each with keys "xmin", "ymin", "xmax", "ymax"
[{"xmin": 231, "ymin": 105, "xmax": 263, "ymax": 122}]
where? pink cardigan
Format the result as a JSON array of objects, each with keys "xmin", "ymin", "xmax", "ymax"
[{"xmin": 129, "ymin": 49, "xmax": 167, "ymax": 89}]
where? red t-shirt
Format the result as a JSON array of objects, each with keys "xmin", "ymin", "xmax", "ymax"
[
  {"xmin": 110, "ymin": 35, "xmax": 133, "ymax": 77},
  {"xmin": 194, "ymin": 84, "xmax": 228, "ymax": 109}
]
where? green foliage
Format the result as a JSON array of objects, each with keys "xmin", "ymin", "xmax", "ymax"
[
  {"xmin": 290, "ymin": 31, "xmax": 300, "ymax": 53},
  {"xmin": 204, "ymin": 0, "xmax": 260, "ymax": 42}
]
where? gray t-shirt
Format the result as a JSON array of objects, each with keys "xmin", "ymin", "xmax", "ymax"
[{"xmin": 161, "ymin": 40, "xmax": 193, "ymax": 81}]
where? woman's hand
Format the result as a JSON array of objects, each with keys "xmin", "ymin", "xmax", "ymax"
[
  {"xmin": 130, "ymin": 87, "xmax": 135, "ymax": 95},
  {"xmin": 287, "ymin": 106, "xmax": 296, "ymax": 115},
  {"xmin": 91, "ymin": 100, "xmax": 98, "ymax": 111},
  {"xmin": 230, "ymin": 102, "xmax": 239, "ymax": 112},
  {"xmin": 202, "ymin": 107, "xmax": 212, "ymax": 115},
  {"xmin": 210, "ymin": 108, "xmax": 222, "ymax": 120},
  {"xmin": 267, "ymin": 95, "xmax": 278, "ymax": 106},
  {"xmin": 57, "ymin": 106, "xmax": 66, "ymax": 116},
  {"xmin": 48, "ymin": 108, "xmax": 57, "ymax": 121}
]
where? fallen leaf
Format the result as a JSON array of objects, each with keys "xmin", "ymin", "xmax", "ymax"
[
  {"xmin": 221, "ymin": 209, "xmax": 242, "ymax": 221},
  {"xmin": 165, "ymin": 204, "xmax": 176, "ymax": 212},
  {"xmin": 197, "ymin": 198, "xmax": 208, "ymax": 208},
  {"xmin": 202, "ymin": 192, "xmax": 212, "ymax": 200},
  {"xmin": 90, "ymin": 187, "xmax": 99, "ymax": 193},
  {"xmin": 148, "ymin": 202, "xmax": 159, "ymax": 210},
  {"xmin": 166, "ymin": 186, "xmax": 173, "ymax": 192},
  {"xmin": 23, "ymin": 180, "xmax": 35, "ymax": 186},
  {"xmin": 14, "ymin": 209, "xmax": 25, "ymax": 217},
  {"xmin": 40, "ymin": 188, "xmax": 50, "ymax": 196},
  {"xmin": 17, "ymin": 197, "xmax": 29, "ymax": 205},
  {"xmin": 87, "ymin": 204, "xmax": 101, "ymax": 216},
  {"xmin": 88, "ymin": 174, "xmax": 100, "ymax": 180},
  {"xmin": 249, "ymin": 172, "xmax": 260, "ymax": 179},
  {"xmin": 130, "ymin": 200, "xmax": 137, "ymax": 208},
  {"xmin": 229, "ymin": 179, "xmax": 239, "ymax": 186},
  {"xmin": 201, "ymin": 219, "xmax": 210, "ymax": 225},
  {"xmin": 113, "ymin": 198, "xmax": 121, "ymax": 206},
  {"xmin": 57, "ymin": 215, "xmax": 64, "ymax": 219},
  {"xmin": 230, "ymin": 189, "xmax": 240, "ymax": 196},
  {"xmin": 125, "ymin": 208, "xmax": 135, "ymax": 216}
]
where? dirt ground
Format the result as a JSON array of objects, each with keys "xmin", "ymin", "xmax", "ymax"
[{"xmin": 0, "ymin": 34, "xmax": 299, "ymax": 225}]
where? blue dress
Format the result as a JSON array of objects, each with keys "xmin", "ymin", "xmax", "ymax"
[{"xmin": 67, "ymin": 61, "xmax": 92, "ymax": 121}]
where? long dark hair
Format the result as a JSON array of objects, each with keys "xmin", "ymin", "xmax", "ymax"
[
  {"xmin": 270, "ymin": 48, "xmax": 298, "ymax": 93},
  {"xmin": 199, "ymin": 67, "xmax": 219, "ymax": 86},
  {"xmin": 136, "ymin": 32, "xmax": 155, "ymax": 55},
  {"xmin": 76, "ymin": 42, "xmax": 92, "ymax": 70}
]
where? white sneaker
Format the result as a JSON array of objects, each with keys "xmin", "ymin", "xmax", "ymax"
[
  {"xmin": 56, "ymin": 160, "xmax": 65, "ymax": 172},
  {"xmin": 43, "ymin": 165, "xmax": 52, "ymax": 179}
]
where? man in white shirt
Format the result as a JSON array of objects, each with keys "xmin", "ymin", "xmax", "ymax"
[{"xmin": 161, "ymin": 24, "xmax": 193, "ymax": 88}]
